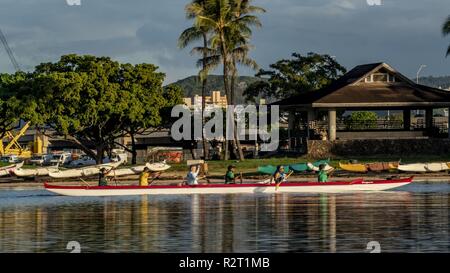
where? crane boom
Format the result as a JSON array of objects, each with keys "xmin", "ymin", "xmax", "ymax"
[{"xmin": 0, "ymin": 28, "xmax": 20, "ymax": 71}]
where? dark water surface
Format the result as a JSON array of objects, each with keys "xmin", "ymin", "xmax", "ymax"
[{"xmin": 0, "ymin": 182, "xmax": 449, "ymax": 253}]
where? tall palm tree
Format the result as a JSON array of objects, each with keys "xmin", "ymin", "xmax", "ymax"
[
  {"xmin": 194, "ymin": 0, "xmax": 264, "ymax": 160},
  {"xmin": 179, "ymin": 0, "xmax": 211, "ymax": 160},
  {"xmin": 443, "ymin": 15, "xmax": 450, "ymax": 56}
]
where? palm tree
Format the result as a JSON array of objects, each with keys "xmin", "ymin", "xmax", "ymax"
[
  {"xmin": 194, "ymin": 0, "xmax": 264, "ymax": 160},
  {"xmin": 444, "ymin": 15, "xmax": 450, "ymax": 56},
  {"xmin": 179, "ymin": 0, "xmax": 211, "ymax": 160}
]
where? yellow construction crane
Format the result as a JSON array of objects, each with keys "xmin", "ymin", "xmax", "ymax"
[{"xmin": 0, "ymin": 122, "xmax": 32, "ymax": 158}]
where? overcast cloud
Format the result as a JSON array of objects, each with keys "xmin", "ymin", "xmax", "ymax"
[{"xmin": 0, "ymin": 0, "xmax": 449, "ymax": 83}]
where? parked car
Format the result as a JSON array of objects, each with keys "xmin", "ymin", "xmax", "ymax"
[
  {"xmin": 1, "ymin": 155, "xmax": 21, "ymax": 164},
  {"xmin": 69, "ymin": 155, "xmax": 110, "ymax": 167},
  {"xmin": 29, "ymin": 154, "xmax": 53, "ymax": 166},
  {"xmin": 49, "ymin": 153, "xmax": 72, "ymax": 166}
]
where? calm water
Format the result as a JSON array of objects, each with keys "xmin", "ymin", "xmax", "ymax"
[{"xmin": 0, "ymin": 182, "xmax": 449, "ymax": 253}]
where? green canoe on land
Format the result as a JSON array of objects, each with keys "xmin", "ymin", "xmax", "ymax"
[
  {"xmin": 289, "ymin": 160, "xmax": 329, "ymax": 173},
  {"xmin": 257, "ymin": 165, "xmax": 290, "ymax": 175}
]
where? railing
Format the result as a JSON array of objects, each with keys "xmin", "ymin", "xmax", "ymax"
[{"xmin": 287, "ymin": 120, "xmax": 449, "ymax": 133}]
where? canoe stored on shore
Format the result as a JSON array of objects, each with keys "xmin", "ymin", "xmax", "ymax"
[
  {"xmin": 0, "ymin": 162, "xmax": 24, "ymax": 177},
  {"xmin": 339, "ymin": 162, "xmax": 367, "ymax": 173},
  {"xmin": 44, "ymin": 177, "xmax": 413, "ymax": 197},
  {"xmin": 398, "ymin": 163, "xmax": 449, "ymax": 173},
  {"xmin": 257, "ymin": 165, "xmax": 290, "ymax": 175},
  {"xmin": 289, "ymin": 160, "xmax": 330, "ymax": 172},
  {"xmin": 14, "ymin": 166, "xmax": 58, "ymax": 177},
  {"xmin": 106, "ymin": 162, "xmax": 171, "ymax": 177},
  {"xmin": 48, "ymin": 162, "xmax": 123, "ymax": 179}
]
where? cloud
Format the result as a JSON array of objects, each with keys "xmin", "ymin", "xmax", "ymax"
[{"xmin": 0, "ymin": 0, "xmax": 449, "ymax": 82}]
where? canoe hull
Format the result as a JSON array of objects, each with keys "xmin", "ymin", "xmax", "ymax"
[
  {"xmin": 339, "ymin": 162, "xmax": 367, "ymax": 173},
  {"xmin": 398, "ymin": 163, "xmax": 449, "ymax": 173},
  {"xmin": 49, "ymin": 162, "xmax": 123, "ymax": 178},
  {"xmin": 44, "ymin": 177, "xmax": 413, "ymax": 197},
  {"xmin": 0, "ymin": 162, "xmax": 24, "ymax": 177}
]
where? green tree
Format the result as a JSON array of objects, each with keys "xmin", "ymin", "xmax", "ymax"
[
  {"xmin": 345, "ymin": 111, "xmax": 378, "ymax": 130},
  {"xmin": 113, "ymin": 63, "xmax": 181, "ymax": 164},
  {"xmin": 443, "ymin": 15, "xmax": 450, "ymax": 56},
  {"xmin": 191, "ymin": 0, "xmax": 264, "ymax": 160},
  {"xmin": 29, "ymin": 54, "xmax": 170, "ymax": 164},
  {"xmin": 179, "ymin": 0, "xmax": 212, "ymax": 159},
  {"xmin": 244, "ymin": 52, "xmax": 347, "ymax": 102},
  {"xmin": 0, "ymin": 72, "xmax": 39, "ymax": 140}
]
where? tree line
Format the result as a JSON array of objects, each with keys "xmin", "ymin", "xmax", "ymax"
[{"xmin": 0, "ymin": 54, "xmax": 183, "ymax": 164}]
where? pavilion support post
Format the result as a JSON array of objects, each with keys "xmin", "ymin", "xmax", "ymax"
[
  {"xmin": 288, "ymin": 110, "xmax": 295, "ymax": 148},
  {"xmin": 328, "ymin": 109, "xmax": 337, "ymax": 141},
  {"xmin": 307, "ymin": 109, "xmax": 316, "ymax": 140},
  {"xmin": 448, "ymin": 108, "xmax": 450, "ymax": 139},
  {"xmin": 403, "ymin": 109, "xmax": 411, "ymax": 131},
  {"xmin": 425, "ymin": 108, "xmax": 433, "ymax": 135}
]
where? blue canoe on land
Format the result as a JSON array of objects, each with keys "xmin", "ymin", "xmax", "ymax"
[
  {"xmin": 257, "ymin": 165, "xmax": 290, "ymax": 175},
  {"xmin": 289, "ymin": 160, "xmax": 329, "ymax": 173}
]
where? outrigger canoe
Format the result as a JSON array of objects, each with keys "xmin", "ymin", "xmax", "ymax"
[
  {"xmin": 0, "ymin": 161, "xmax": 24, "ymax": 177},
  {"xmin": 49, "ymin": 161, "xmax": 123, "ymax": 179},
  {"xmin": 43, "ymin": 177, "xmax": 413, "ymax": 197},
  {"xmin": 106, "ymin": 162, "xmax": 171, "ymax": 177},
  {"xmin": 14, "ymin": 166, "xmax": 59, "ymax": 177},
  {"xmin": 289, "ymin": 160, "xmax": 330, "ymax": 172},
  {"xmin": 339, "ymin": 162, "xmax": 367, "ymax": 173},
  {"xmin": 398, "ymin": 163, "xmax": 449, "ymax": 173}
]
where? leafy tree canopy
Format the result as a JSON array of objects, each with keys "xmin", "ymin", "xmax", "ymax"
[
  {"xmin": 243, "ymin": 52, "xmax": 347, "ymax": 102},
  {"xmin": 0, "ymin": 72, "xmax": 39, "ymax": 139},
  {"xmin": 28, "ymin": 54, "xmax": 178, "ymax": 162}
]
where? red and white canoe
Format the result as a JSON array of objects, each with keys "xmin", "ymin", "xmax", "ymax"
[{"xmin": 43, "ymin": 177, "xmax": 413, "ymax": 197}]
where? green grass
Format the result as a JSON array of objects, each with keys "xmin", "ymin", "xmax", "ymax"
[{"xmin": 168, "ymin": 155, "xmax": 450, "ymax": 175}]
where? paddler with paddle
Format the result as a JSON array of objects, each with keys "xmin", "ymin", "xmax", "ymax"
[
  {"xmin": 272, "ymin": 166, "xmax": 294, "ymax": 190},
  {"xmin": 98, "ymin": 168, "xmax": 112, "ymax": 186},
  {"xmin": 225, "ymin": 165, "xmax": 242, "ymax": 184}
]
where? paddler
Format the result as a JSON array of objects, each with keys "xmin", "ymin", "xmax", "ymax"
[
  {"xmin": 273, "ymin": 165, "xmax": 286, "ymax": 184},
  {"xmin": 186, "ymin": 165, "xmax": 201, "ymax": 185},
  {"xmin": 98, "ymin": 168, "xmax": 111, "ymax": 186},
  {"xmin": 139, "ymin": 167, "xmax": 151, "ymax": 186},
  {"xmin": 318, "ymin": 164, "xmax": 328, "ymax": 183},
  {"xmin": 225, "ymin": 165, "xmax": 240, "ymax": 184}
]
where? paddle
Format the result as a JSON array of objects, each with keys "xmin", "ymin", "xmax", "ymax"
[
  {"xmin": 79, "ymin": 178, "xmax": 90, "ymax": 188},
  {"xmin": 276, "ymin": 171, "xmax": 294, "ymax": 191}
]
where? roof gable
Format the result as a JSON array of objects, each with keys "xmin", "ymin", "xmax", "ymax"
[{"xmin": 275, "ymin": 62, "xmax": 450, "ymax": 108}]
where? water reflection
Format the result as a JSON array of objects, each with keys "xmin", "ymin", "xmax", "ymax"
[{"xmin": 0, "ymin": 183, "xmax": 449, "ymax": 253}]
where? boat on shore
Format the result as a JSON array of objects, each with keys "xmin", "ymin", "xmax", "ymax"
[
  {"xmin": 0, "ymin": 161, "xmax": 24, "ymax": 177},
  {"xmin": 48, "ymin": 161, "xmax": 123, "ymax": 179},
  {"xmin": 290, "ymin": 160, "xmax": 330, "ymax": 172},
  {"xmin": 398, "ymin": 163, "xmax": 449, "ymax": 173},
  {"xmin": 14, "ymin": 165, "xmax": 58, "ymax": 177},
  {"xmin": 44, "ymin": 176, "xmax": 413, "ymax": 197},
  {"xmin": 339, "ymin": 162, "xmax": 367, "ymax": 173},
  {"xmin": 106, "ymin": 162, "xmax": 171, "ymax": 177}
]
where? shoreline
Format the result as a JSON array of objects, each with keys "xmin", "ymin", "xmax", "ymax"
[{"xmin": 0, "ymin": 173, "xmax": 448, "ymax": 190}]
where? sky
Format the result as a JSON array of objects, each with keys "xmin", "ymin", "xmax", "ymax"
[{"xmin": 0, "ymin": 0, "xmax": 449, "ymax": 83}]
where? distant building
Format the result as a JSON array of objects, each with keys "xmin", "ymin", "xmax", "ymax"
[{"xmin": 184, "ymin": 91, "xmax": 228, "ymax": 109}]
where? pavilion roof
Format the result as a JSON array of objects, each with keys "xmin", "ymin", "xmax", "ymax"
[{"xmin": 275, "ymin": 62, "xmax": 450, "ymax": 109}]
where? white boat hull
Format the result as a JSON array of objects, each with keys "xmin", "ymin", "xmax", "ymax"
[
  {"xmin": 49, "ymin": 162, "xmax": 123, "ymax": 179},
  {"xmin": 398, "ymin": 163, "xmax": 449, "ymax": 173},
  {"xmin": 44, "ymin": 178, "xmax": 413, "ymax": 197},
  {"xmin": 14, "ymin": 166, "xmax": 58, "ymax": 177},
  {"xmin": 0, "ymin": 162, "xmax": 24, "ymax": 177}
]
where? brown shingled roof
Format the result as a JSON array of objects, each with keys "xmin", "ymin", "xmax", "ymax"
[{"xmin": 275, "ymin": 63, "xmax": 450, "ymax": 108}]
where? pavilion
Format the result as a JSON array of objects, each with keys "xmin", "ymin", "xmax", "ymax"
[{"xmin": 274, "ymin": 62, "xmax": 450, "ymax": 154}]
